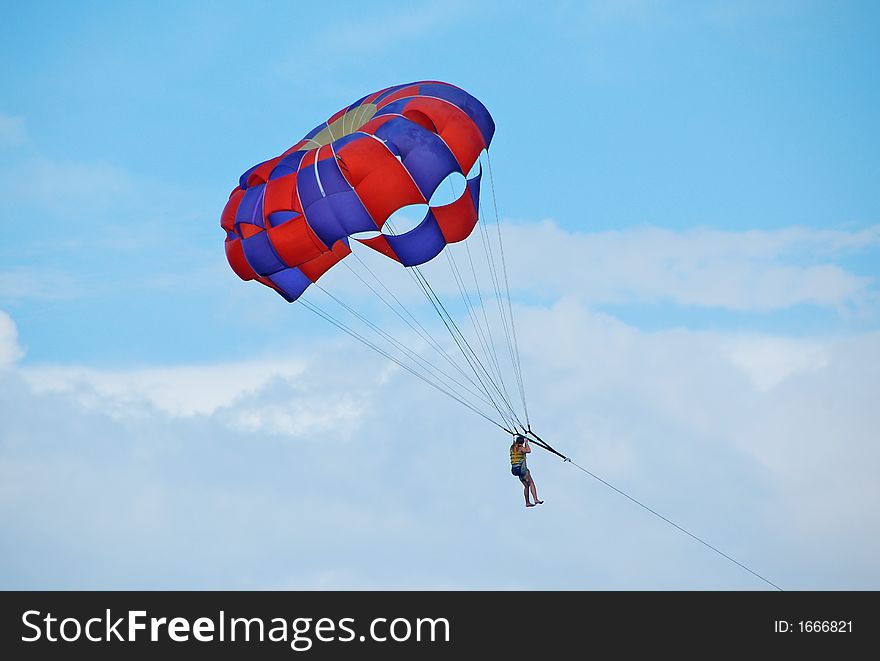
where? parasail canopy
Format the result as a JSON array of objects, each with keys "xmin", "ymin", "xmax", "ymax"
[{"xmin": 221, "ymin": 81, "xmax": 495, "ymax": 303}]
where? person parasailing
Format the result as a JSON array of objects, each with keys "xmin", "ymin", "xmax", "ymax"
[{"xmin": 510, "ymin": 434, "xmax": 543, "ymax": 507}]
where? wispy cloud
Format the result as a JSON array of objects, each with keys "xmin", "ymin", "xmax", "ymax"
[
  {"xmin": 503, "ymin": 222, "xmax": 879, "ymax": 311},
  {"xmin": 320, "ymin": 2, "xmax": 467, "ymax": 54},
  {"xmin": 722, "ymin": 335, "xmax": 829, "ymax": 391},
  {"xmin": 0, "ymin": 156, "xmax": 136, "ymax": 216},
  {"xmin": 273, "ymin": 1, "xmax": 472, "ymax": 90},
  {"xmin": 0, "ymin": 268, "xmax": 87, "ymax": 303},
  {"xmin": 0, "ymin": 114, "xmax": 27, "ymax": 146},
  {"xmin": 22, "ymin": 359, "xmax": 309, "ymax": 419}
]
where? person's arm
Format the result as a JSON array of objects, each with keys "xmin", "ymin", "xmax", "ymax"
[{"xmin": 523, "ymin": 439, "xmax": 531, "ymax": 454}]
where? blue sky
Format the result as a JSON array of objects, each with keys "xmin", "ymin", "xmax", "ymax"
[{"xmin": 1, "ymin": 1, "xmax": 878, "ymax": 589}]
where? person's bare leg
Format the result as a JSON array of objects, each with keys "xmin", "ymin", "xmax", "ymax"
[
  {"xmin": 523, "ymin": 480, "xmax": 533, "ymax": 507},
  {"xmin": 529, "ymin": 476, "xmax": 543, "ymax": 504}
]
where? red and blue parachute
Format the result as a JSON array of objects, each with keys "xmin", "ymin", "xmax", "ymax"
[{"xmin": 221, "ymin": 81, "xmax": 494, "ymax": 302}]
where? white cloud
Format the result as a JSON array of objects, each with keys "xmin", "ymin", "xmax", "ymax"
[
  {"xmin": 1, "ymin": 302, "xmax": 878, "ymax": 589},
  {"xmin": 292, "ymin": 222, "xmax": 879, "ymax": 322},
  {"xmin": 225, "ymin": 389, "xmax": 367, "ymax": 439},
  {"xmin": 722, "ymin": 336, "xmax": 830, "ymax": 391},
  {"xmin": 501, "ymin": 221, "xmax": 878, "ymax": 310},
  {"xmin": 19, "ymin": 340, "xmax": 377, "ymax": 440},
  {"xmin": 22, "ymin": 359, "xmax": 308, "ymax": 418},
  {"xmin": 0, "ymin": 310, "xmax": 24, "ymax": 367},
  {"xmin": 517, "ymin": 300, "xmax": 880, "ymax": 562},
  {"xmin": 0, "ymin": 114, "xmax": 27, "ymax": 146}
]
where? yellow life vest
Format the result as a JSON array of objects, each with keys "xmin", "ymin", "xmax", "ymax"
[{"xmin": 510, "ymin": 445, "xmax": 525, "ymax": 466}]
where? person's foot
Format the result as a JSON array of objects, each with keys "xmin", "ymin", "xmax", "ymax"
[
  {"xmin": 526, "ymin": 502, "xmax": 535, "ymax": 507},
  {"xmin": 535, "ymin": 500, "xmax": 544, "ymax": 505}
]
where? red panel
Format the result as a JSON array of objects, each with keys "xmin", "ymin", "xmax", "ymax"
[
  {"xmin": 402, "ymin": 98, "xmax": 485, "ymax": 173},
  {"xmin": 433, "ymin": 188, "xmax": 478, "ymax": 244},
  {"xmin": 328, "ymin": 108, "xmax": 346, "ymax": 124},
  {"xmin": 336, "ymin": 137, "xmax": 388, "ymax": 186},
  {"xmin": 357, "ymin": 114, "xmax": 396, "ymax": 136},
  {"xmin": 263, "ymin": 173, "xmax": 299, "ymax": 215},
  {"xmin": 299, "ymin": 239, "xmax": 352, "ymax": 282},
  {"xmin": 247, "ymin": 156, "xmax": 282, "ymax": 186},
  {"xmin": 356, "ymin": 234, "xmax": 400, "ymax": 263},
  {"xmin": 376, "ymin": 85, "xmax": 421, "ymax": 108},
  {"xmin": 365, "ymin": 87, "xmax": 391, "ymax": 104},
  {"xmin": 299, "ymin": 149, "xmax": 318, "ymax": 170},
  {"xmin": 357, "ymin": 164, "xmax": 426, "ymax": 227},
  {"xmin": 337, "ymin": 137, "xmax": 425, "ymax": 225},
  {"xmin": 315, "ymin": 144, "xmax": 335, "ymax": 162},
  {"xmin": 225, "ymin": 237, "xmax": 257, "ymax": 281},
  {"xmin": 400, "ymin": 107, "xmax": 436, "ymax": 134},
  {"xmin": 221, "ymin": 187, "xmax": 244, "ymax": 232},
  {"xmin": 238, "ymin": 223, "xmax": 262, "ymax": 239},
  {"xmin": 267, "ymin": 218, "xmax": 328, "ymax": 267}
]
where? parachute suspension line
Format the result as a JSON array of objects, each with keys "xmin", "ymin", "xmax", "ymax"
[
  {"xmin": 382, "ymin": 218, "xmax": 524, "ymax": 431},
  {"xmin": 403, "ymin": 257, "xmax": 520, "ymax": 430},
  {"xmin": 313, "ymin": 283, "xmax": 497, "ymax": 411},
  {"xmin": 463, "ymin": 239, "xmax": 513, "ymax": 414},
  {"xmin": 486, "ymin": 152, "xmax": 530, "ymax": 427},
  {"xmin": 475, "ymin": 189, "xmax": 524, "ymax": 430},
  {"xmin": 383, "ymin": 240, "xmax": 517, "ymax": 430},
  {"xmin": 444, "ymin": 177, "xmax": 516, "ymax": 417},
  {"xmin": 525, "ymin": 429, "xmax": 783, "ymax": 591},
  {"xmin": 444, "ymin": 247, "xmax": 514, "ymax": 413},
  {"xmin": 299, "ymin": 298, "xmax": 512, "ymax": 433},
  {"xmin": 408, "ymin": 262, "xmax": 523, "ymax": 431},
  {"xmin": 341, "ymin": 252, "xmax": 490, "ymax": 399}
]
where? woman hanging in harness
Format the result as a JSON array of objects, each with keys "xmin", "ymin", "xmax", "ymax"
[{"xmin": 510, "ymin": 434, "xmax": 543, "ymax": 508}]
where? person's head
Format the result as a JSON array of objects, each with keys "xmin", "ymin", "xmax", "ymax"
[{"xmin": 514, "ymin": 434, "xmax": 526, "ymax": 446}]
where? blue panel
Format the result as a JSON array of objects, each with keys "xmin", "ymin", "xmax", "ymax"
[
  {"xmin": 420, "ymin": 83, "xmax": 495, "ymax": 148},
  {"xmin": 238, "ymin": 163, "xmax": 259, "ymax": 190},
  {"xmin": 316, "ymin": 157, "xmax": 351, "ymax": 195},
  {"xmin": 386, "ymin": 211, "xmax": 447, "ymax": 267},
  {"xmin": 329, "ymin": 190, "xmax": 377, "ymax": 235},
  {"xmin": 270, "ymin": 151, "xmax": 306, "ymax": 180},
  {"xmin": 268, "ymin": 268, "xmax": 312, "ymax": 303},
  {"xmin": 331, "ymin": 133, "xmax": 363, "ymax": 151},
  {"xmin": 375, "ymin": 98, "xmax": 419, "ymax": 119},
  {"xmin": 303, "ymin": 190, "xmax": 376, "ymax": 247},
  {"xmin": 296, "ymin": 163, "xmax": 322, "ymax": 208},
  {"xmin": 267, "ymin": 211, "xmax": 300, "ymax": 227},
  {"xmin": 381, "ymin": 137, "xmax": 401, "ymax": 157},
  {"xmin": 235, "ymin": 184, "xmax": 265, "ymax": 228},
  {"xmin": 418, "ymin": 83, "xmax": 468, "ymax": 108},
  {"xmin": 372, "ymin": 117, "xmax": 460, "ymax": 198},
  {"xmin": 467, "ymin": 169, "xmax": 482, "ymax": 209},
  {"xmin": 302, "ymin": 200, "xmax": 345, "ymax": 249},
  {"xmin": 242, "ymin": 231, "xmax": 285, "ymax": 276}
]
